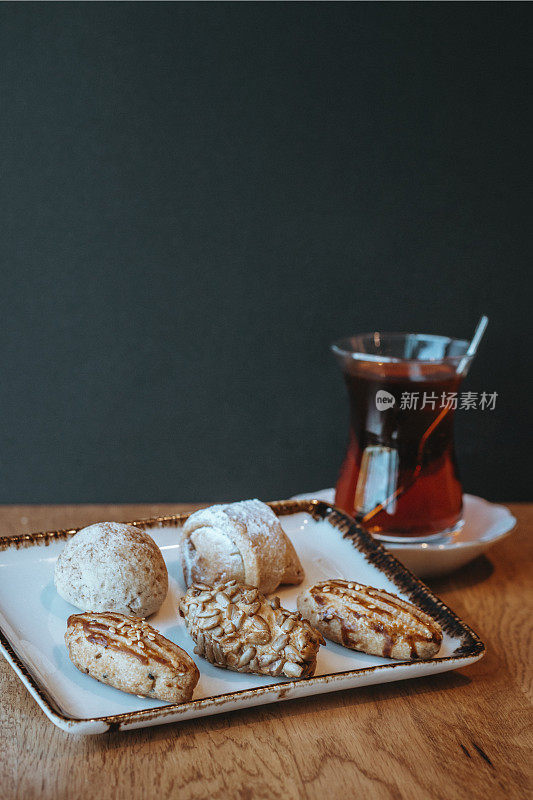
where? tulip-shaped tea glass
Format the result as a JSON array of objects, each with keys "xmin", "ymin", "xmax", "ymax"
[{"xmin": 331, "ymin": 333, "xmax": 475, "ymax": 542}]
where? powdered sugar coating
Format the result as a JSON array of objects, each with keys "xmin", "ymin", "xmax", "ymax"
[
  {"xmin": 54, "ymin": 522, "xmax": 168, "ymax": 617},
  {"xmin": 181, "ymin": 499, "xmax": 304, "ymax": 594}
]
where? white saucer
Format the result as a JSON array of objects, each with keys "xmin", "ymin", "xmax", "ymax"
[{"xmin": 292, "ymin": 489, "xmax": 516, "ymax": 579}]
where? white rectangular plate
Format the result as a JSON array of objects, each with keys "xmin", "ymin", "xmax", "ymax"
[{"xmin": 0, "ymin": 500, "xmax": 484, "ymax": 734}]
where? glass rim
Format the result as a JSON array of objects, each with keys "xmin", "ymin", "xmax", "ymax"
[{"xmin": 331, "ymin": 332, "xmax": 472, "ymax": 364}]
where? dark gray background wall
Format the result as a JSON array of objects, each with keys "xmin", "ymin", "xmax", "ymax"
[{"xmin": 0, "ymin": 3, "xmax": 530, "ymax": 503}]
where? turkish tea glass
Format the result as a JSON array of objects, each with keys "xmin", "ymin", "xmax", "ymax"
[{"xmin": 331, "ymin": 333, "xmax": 475, "ymax": 542}]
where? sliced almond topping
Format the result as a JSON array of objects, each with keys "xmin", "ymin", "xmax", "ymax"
[{"xmin": 283, "ymin": 661, "xmax": 303, "ymax": 678}]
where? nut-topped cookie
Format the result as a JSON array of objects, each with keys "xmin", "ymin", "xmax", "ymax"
[
  {"xmin": 65, "ymin": 612, "xmax": 199, "ymax": 702},
  {"xmin": 179, "ymin": 581, "xmax": 323, "ymax": 679},
  {"xmin": 297, "ymin": 580, "xmax": 442, "ymax": 660}
]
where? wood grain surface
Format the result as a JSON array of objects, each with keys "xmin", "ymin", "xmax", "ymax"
[{"xmin": 0, "ymin": 503, "xmax": 531, "ymax": 800}]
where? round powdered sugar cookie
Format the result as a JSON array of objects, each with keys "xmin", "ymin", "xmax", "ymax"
[{"xmin": 54, "ymin": 522, "xmax": 168, "ymax": 617}]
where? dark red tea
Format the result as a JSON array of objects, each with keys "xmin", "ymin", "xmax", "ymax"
[{"xmin": 335, "ymin": 360, "xmax": 463, "ymax": 537}]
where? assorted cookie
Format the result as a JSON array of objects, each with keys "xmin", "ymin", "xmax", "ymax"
[
  {"xmin": 179, "ymin": 580, "xmax": 323, "ymax": 679},
  {"xmin": 54, "ymin": 522, "xmax": 168, "ymax": 618},
  {"xmin": 180, "ymin": 499, "xmax": 304, "ymax": 594},
  {"xmin": 65, "ymin": 612, "xmax": 199, "ymax": 702},
  {"xmin": 297, "ymin": 580, "xmax": 442, "ymax": 660},
  {"xmin": 54, "ymin": 500, "xmax": 442, "ymax": 704}
]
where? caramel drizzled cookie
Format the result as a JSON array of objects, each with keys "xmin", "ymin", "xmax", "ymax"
[
  {"xmin": 297, "ymin": 580, "xmax": 442, "ymax": 660},
  {"xmin": 65, "ymin": 612, "xmax": 199, "ymax": 702}
]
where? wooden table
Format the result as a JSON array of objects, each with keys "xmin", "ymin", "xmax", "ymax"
[{"xmin": 1, "ymin": 503, "xmax": 531, "ymax": 800}]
